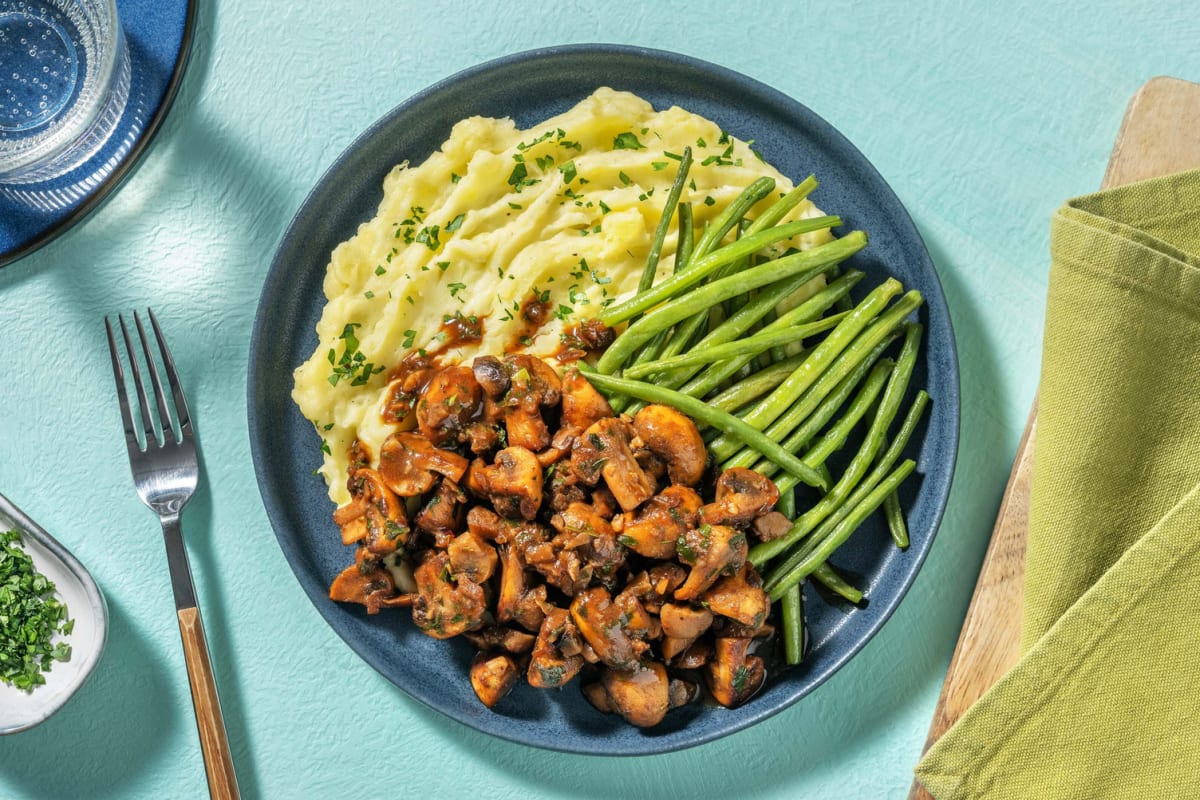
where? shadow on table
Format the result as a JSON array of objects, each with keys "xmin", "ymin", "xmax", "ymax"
[{"xmin": 0, "ymin": 598, "xmax": 176, "ymax": 799}]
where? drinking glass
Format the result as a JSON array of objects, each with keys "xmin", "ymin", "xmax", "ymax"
[{"xmin": 0, "ymin": 0, "xmax": 129, "ymax": 186}]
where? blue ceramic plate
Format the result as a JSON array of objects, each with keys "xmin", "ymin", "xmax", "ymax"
[{"xmin": 248, "ymin": 45, "xmax": 959, "ymax": 756}]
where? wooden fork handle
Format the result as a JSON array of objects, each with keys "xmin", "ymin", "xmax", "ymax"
[{"xmin": 177, "ymin": 606, "xmax": 241, "ymax": 800}]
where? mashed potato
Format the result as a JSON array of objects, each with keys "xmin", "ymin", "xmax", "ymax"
[{"xmin": 294, "ymin": 88, "xmax": 833, "ymax": 505}]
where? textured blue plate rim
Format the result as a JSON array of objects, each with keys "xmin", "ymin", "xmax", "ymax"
[
  {"xmin": 0, "ymin": 0, "xmax": 197, "ymax": 268},
  {"xmin": 249, "ymin": 43, "xmax": 959, "ymax": 756}
]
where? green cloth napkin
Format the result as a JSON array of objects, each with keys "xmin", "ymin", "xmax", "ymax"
[{"xmin": 915, "ymin": 168, "xmax": 1200, "ymax": 799}]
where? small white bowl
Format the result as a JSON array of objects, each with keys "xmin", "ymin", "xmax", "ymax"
[{"xmin": 0, "ymin": 492, "xmax": 108, "ymax": 735}]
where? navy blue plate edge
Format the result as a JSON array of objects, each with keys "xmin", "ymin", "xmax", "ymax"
[
  {"xmin": 247, "ymin": 43, "xmax": 961, "ymax": 756},
  {"xmin": 0, "ymin": 0, "xmax": 198, "ymax": 268}
]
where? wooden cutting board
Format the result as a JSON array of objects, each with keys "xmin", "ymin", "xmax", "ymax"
[{"xmin": 909, "ymin": 76, "xmax": 1200, "ymax": 800}]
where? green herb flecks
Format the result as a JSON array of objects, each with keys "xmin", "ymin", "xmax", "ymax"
[
  {"xmin": 327, "ymin": 323, "xmax": 384, "ymax": 387},
  {"xmin": 0, "ymin": 530, "xmax": 73, "ymax": 692}
]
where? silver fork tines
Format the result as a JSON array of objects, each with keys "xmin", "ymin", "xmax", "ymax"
[{"xmin": 105, "ymin": 310, "xmax": 198, "ymax": 519}]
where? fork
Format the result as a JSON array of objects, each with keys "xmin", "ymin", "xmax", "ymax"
[{"xmin": 105, "ymin": 310, "xmax": 241, "ymax": 800}]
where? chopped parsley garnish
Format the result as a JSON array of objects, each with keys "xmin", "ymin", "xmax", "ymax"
[
  {"xmin": 1, "ymin": 530, "xmax": 73, "ymax": 691},
  {"xmin": 402, "ymin": 329, "xmax": 417, "ymax": 348},
  {"xmin": 617, "ymin": 171, "xmax": 632, "ymax": 186},
  {"xmin": 447, "ymin": 282, "xmax": 467, "ymax": 299},
  {"xmin": 613, "ymin": 132, "xmax": 644, "ymax": 150},
  {"xmin": 598, "ymin": 200, "xmax": 611, "ymax": 214},
  {"xmin": 445, "ymin": 213, "xmax": 465, "ymax": 233},
  {"xmin": 555, "ymin": 304, "xmax": 574, "ymax": 321},
  {"xmin": 437, "ymin": 261, "xmax": 450, "ymax": 272},
  {"xmin": 327, "ymin": 323, "xmax": 383, "ymax": 387},
  {"xmin": 450, "ymin": 172, "xmax": 461, "ymax": 183},
  {"xmin": 415, "ymin": 224, "xmax": 441, "ymax": 250},
  {"xmin": 375, "ymin": 265, "xmax": 387, "ymax": 276},
  {"xmin": 535, "ymin": 154, "xmax": 555, "ymax": 171},
  {"xmin": 704, "ymin": 196, "xmax": 716, "ymax": 206},
  {"xmin": 558, "ymin": 160, "xmax": 577, "ymax": 184},
  {"xmin": 651, "ymin": 161, "xmax": 668, "ymax": 171}
]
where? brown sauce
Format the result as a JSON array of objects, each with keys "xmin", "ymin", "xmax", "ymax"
[{"xmin": 506, "ymin": 292, "xmax": 552, "ymax": 353}]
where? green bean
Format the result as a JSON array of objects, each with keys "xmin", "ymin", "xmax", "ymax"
[
  {"xmin": 767, "ymin": 459, "xmax": 916, "ymax": 601},
  {"xmin": 782, "ymin": 324, "xmax": 918, "ymax": 473},
  {"xmin": 755, "ymin": 390, "xmax": 929, "ymax": 570},
  {"xmin": 676, "ymin": 202, "xmax": 695, "ymax": 272},
  {"xmin": 692, "ymin": 176, "xmax": 774, "ymax": 259},
  {"xmin": 718, "ymin": 291, "xmax": 921, "ymax": 464},
  {"xmin": 732, "ymin": 357, "xmax": 892, "ymax": 475},
  {"xmin": 707, "ymin": 352, "xmax": 808, "ymax": 413},
  {"xmin": 635, "ymin": 147, "xmax": 692, "ymax": 296},
  {"xmin": 578, "ymin": 369, "xmax": 828, "ymax": 489},
  {"xmin": 884, "ymin": 489, "xmax": 909, "ymax": 549},
  {"xmin": 781, "ymin": 584, "xmax": 804, "ymax": 665},
  {"xmin": 777, "ymin": 489, "xmax": 796, "ymax": 520},
  {"xmin": 746, "ymin": 176, "xmax": 817, "ymax": 235},
  {"xmin": 797, "ymin": 357, "xmax": 894, "ymax": 468},
  {"xmin": 733, "ymin": 334, "xmax": 899, "ymax": 473},
  {"xmin": 596, "ymin": 233, "xmax": 866, "ymax": 374},
  {"xmin": 707, "ymin": 278, "xmax": 903, "ymax": 459},
  {"xmin": 673, "ymin": 270, "xmax": 865, "ymax": 396},
  {"xmin": 625, "ymin": 314, "xmax": 847, "ymax": 379},
  {"xmin": 599, "ymin": 216, "xmax": 842, "ymax": 326},
  {"xmin": 811, "ymin": 562, "xmax": 864, "ymax": 604}
]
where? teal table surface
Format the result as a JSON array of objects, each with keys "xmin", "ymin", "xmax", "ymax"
[{"xmin": 3, "ymin": 2, "xmax": 1198, "ymax": 798}]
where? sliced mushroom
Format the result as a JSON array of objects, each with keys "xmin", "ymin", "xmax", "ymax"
[
  {"xmin": 339, "ymin": 468, "xmax": 409, "ymax": 555},
  {"xmin": 466, "ymin": 505, "xmax": 505, "ymax": 541},
  {"xmin": 571, "ymin": 418, "xmax": 654, "ymax": 511},
  {"xmin": 569, "ymin": 587, "xmax": 641, "ymax": 671},
  {"xmin": 501, "ymin": 355, "xmax": 562, "ymax": 451},
  {"xmin": 699, "ymin": 467, "xmax": 780, "ymax": 527},
  {"xmin": 618, "ymin": 485, "xmax": 703, "ymax": 559},
  {"xmin": 582, "ymin": 681, "xmax": 614, "ymax": 714},
  {"xmin": 705, "ymin": 636, "xmax": 766, "ymax": 708},
  {"xmin": 532, "ymin": 502, "xmax": 627, "ymax": 596},
  {"xmin": 702, "ymin": 564, "xmax": 771, "ymax": 628},
  {"xmin": 470, "ymin": 651, "xmax": 521, "ymax": 708},
  {"xmin": 478, "ymin": 446, "xmax": 543, "ymax": 520},
  {"xmin": 561, "ymin": 368, "xmax": 614, "ymax": 432},
  {"xmin": 632, "ymin": 404, "xmax": 707, "ymax": 487},
  {"xmin": 447, "ymin": 530, "xmax": 498, "ymax": 584},
  {"xmin": 527, "ymin": 608, "xmax": 585, "ymax": 689},
  {"xmin": 506, "ymin": 408, "xmax": 550, "ymax": 452},
  {"xmin": 328, "ymin": 549, "xmax": 399, "ymax": 614},
  {"xmin": 416, "ymin": 365, "xmax": 482, "ymax": 445},
  {"xmin": 504, "ymin": 354, "xmax": 562, "ymax": 409},
  {"xmin": 414, "ymin": 478, "xmax": 466, "ymax": 543},
  {"xmin": 668, "ymin": 678, "xmax": 700, "ymax": 709},
  {"xmin": 659, "ymin": 603, "xmax": 713, "ymax": 662},
  {"xmin": 461, "ymin": 625, "xmax": 536, "ymax": 654},
  {"xmin": 495, "ymin": 542, "xmax": 546, "ymax": 633},
  {"xmin": 378, "ymin": 432, "xmax": 469, "ymax": 497},
  {"xmin": 752, "ymin": 510, "xmax": 794, "ymax": 542},
  {"xmin": 674, "ymin": 524, "xmax": 749, "ymax": 601},
  {"xmin": 673, "ymin": 638, "xmax": 712, "ymax": 669},
  {"xmin": 472, "ymin": 355, "xmax": 510, "ymax": 399},
  {"xmin": 659, "ymin": 603, "xmax": 714, "ymax": 641},
  {"xmin": 411, "ymin": 551, "xmax": 486, "ymax": 639},
  {"xmin": 602, "ymin": 661, "xmax": 670, "ymax": 728}
]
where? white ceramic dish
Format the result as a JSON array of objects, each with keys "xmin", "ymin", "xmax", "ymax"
[{"xmin": 0, "ymin": 492, "xmax": 107, "ymax": 735}]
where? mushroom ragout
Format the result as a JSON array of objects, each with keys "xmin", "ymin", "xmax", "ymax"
[{"xmin": 328, "ymin": 353, "xmax": 783, "ymax": 727}]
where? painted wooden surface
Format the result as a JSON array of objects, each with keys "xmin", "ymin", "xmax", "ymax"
[
  {"xmin": 2, "ymin": 4, "xmax": 1200, "ymax": 798},
  {"xmin": 910, "ymin": 75, "xmax": 1200, "ymax": 800}
]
